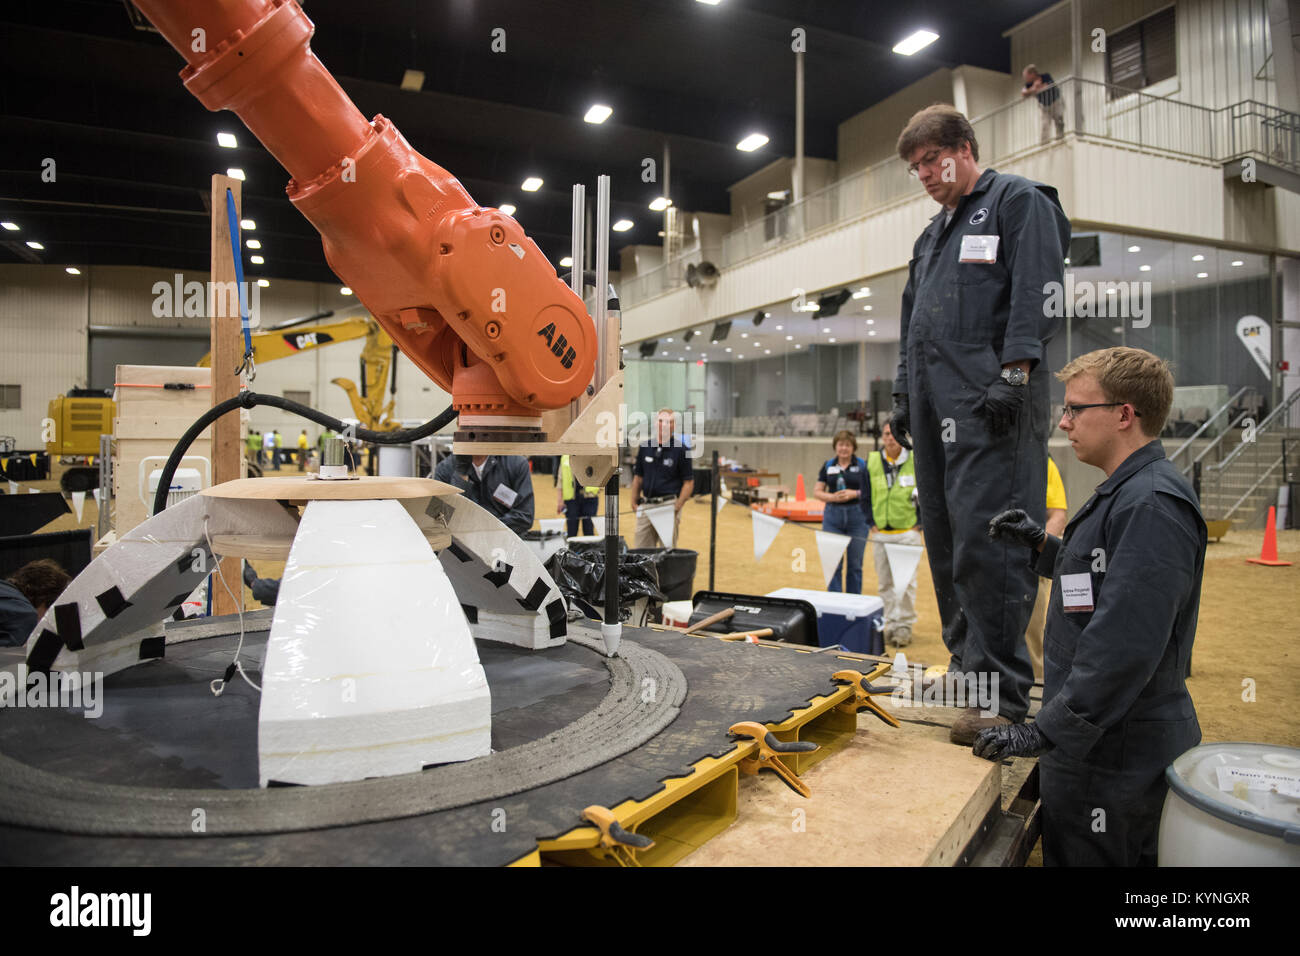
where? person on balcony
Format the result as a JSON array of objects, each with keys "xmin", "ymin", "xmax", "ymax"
[{"xmin": 1022, "ymin": 65, "xmax": 1065, "ymax": 144}]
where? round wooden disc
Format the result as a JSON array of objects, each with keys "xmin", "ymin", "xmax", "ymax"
[{"xmin": 201, "ymin": 475, "xmax": 461, "ymax": 500}]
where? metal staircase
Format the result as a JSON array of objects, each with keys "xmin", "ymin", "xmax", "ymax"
[{"xmin": 1187, "ymin": 389, "xmax": 1300, "ymax": 528}]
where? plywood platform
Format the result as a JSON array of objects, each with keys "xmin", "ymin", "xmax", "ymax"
[
  {"xmin": 201, "ymin": 475, "xmax": 459, "ymax": 500},
  {"xmin": 679, "ymin": 721, "xmax": 1000, "ymax": 866}
]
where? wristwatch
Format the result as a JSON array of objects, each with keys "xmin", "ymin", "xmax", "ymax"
[{"xmin": 1000, "ymin": 367, "xmax": 1028, "ymax": 386}]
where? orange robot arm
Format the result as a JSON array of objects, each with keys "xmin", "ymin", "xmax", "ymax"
[{"xmin": 132, "ymin": 0, "xmax": 595, "ymax": 423}]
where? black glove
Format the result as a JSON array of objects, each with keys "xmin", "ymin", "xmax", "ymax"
[
  {"xmin": 988, "ymin": 508, "xmax": 1046, "ymax": 550},
  {"xmin": 887, "ymin": 393, "xmax": 912, "ymax": 450},
  {"xmin": 973, "ymin": 722, "xmax": 1052, "ymax": 760},
  {"xmin": 976, "ymin": 379, "xmax": 1026, "ymax": 436}
]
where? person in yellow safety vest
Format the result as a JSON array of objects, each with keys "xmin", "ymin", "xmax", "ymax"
[
  {"xmin": 866, "ymin": 423, "xmax": 922, "ymax": 647},
  {"xmin": 555, "ymin": 454, "xmax": 601, "ymax": 537},
  {"xmin": 272, "ymin": 430, "xmax": 283, "ymax": 470},
  {"xmin": 246, "ymin": 430, "xmax": 261, "ymax": 468},
  {"xmin": 296, "ymin": 429, "xmax": 309, "ymax": 471},
  {"xmin": 1023, "ymin": 455, "xmax": 1068, "ymax": 681}
]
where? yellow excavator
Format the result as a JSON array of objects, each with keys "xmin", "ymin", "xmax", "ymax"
[{"xmin": 198, "ymin": 313, "xmax": 402, "ymax": 432}]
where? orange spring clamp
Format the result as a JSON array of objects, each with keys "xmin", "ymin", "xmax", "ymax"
[
  {"xmin": 581, "ymin": 805, "xmax": 655, "ymax": 867},
  {"xmin": 728, "ymin": 721, "xmax": 819, "ymax": 798},
  {"xmin": 832, "ymin": 665, "xmax": 901, "ymax": 728}
]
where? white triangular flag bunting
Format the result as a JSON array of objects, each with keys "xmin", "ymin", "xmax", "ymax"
[
  {"xmin": 883, "ymin": 542, "xmax": 925, "ymax": 592},
  {"xmin": 715, "ymin": 495, "xmax": 728, "ymax": 515},
  {"xmin": 814, "ymin": 530, "xmax": 852, "ymax": 588},
  {"xmin": 641, "ymin": 503, "xmax": 676, "ymax": 548},
  {"xmin": 71, "ymin": 490, "xmax": 85, "ymax": 521},
  {"xmin": 6, "ymin": 481, "xmax": 16, "ymax": 495},
  {"xmin": 540, "ymin": 517, "xmax": 565, "ymax": 534},
  {"xmin": 750, "ymin": 511, "xmax": 783, "ymax": 562},
  {"xmin": 92, "ymin": 487, "xmax": 100, "ymax": 504}
]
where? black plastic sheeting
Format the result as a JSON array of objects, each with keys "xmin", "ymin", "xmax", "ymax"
[{"xmin": 544, "ymin": 547, "xmax": 663, "ymax": 621}]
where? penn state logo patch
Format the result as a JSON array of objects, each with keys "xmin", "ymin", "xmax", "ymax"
[{"xmin": 969, "ymin": 207, "xmax": 989, "ymax": 225}]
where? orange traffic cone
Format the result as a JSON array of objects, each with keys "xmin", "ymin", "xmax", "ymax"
[
  {"xmin": 1247, "ymin": 506, "xmax": 1292, "ymax": 566},
  {"xmin": 795, "ymin": 473, "xmax": 806, "ymax": 501}
]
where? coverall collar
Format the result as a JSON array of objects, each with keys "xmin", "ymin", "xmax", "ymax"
[
  {"xmin": 928, "ymin": 167, "xmax": 998, "ymax": 226},
  {"xmin": 1094, "ymin": 439, "xmax": 1166, "ymax": 496}
]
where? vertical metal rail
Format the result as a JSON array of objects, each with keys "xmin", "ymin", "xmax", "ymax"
[
  {"xmin": 709, "ymin": 449, "xmax": 719, "ymax": 590},
  {"xmin": 97, "ymin": 433, "xmax": 113, "ymax": 543},
  {"xmin": 595, "ymin": 174, "xmax": 621, "ymax": 656}
]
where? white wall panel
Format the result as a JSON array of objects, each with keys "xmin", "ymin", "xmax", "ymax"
[
  {"xmin": 1070, "ymin": 140, "xmax": 1224, "ymax": 236},
  {"xmin": 837, "ymin": 69, "xmax": 956, "ymax": 175},
  {"xmin": 0, "ymin": 265, "xmax": 89, "ymax": 447}
]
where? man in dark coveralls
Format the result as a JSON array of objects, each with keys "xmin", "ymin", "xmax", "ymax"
[
  {"xmin": 888, "ymin": 105, "xmax": 1071, "ymax": 744},
  {"xmin": 981, "ymin": 347, "xmax": 1206, "ymax": 866}
]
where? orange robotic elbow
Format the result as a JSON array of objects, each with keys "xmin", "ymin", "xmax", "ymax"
[{"xmin": 133, "ymin": 0, "xmax": 596, "ymax": 421}]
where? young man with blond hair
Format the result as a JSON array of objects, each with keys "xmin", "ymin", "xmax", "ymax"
[{"xmin": 983, "ymin": 347, "xmax": 1206, "ymax": 866}]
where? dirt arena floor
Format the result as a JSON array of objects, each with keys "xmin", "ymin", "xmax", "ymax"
[{"xmin": 17, "ymin": 468, "xmax": 1299, "ymax": 866}]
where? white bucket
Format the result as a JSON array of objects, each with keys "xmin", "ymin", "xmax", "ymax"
[{"xmin": 1158, "ymin": 742, "xmax": 1300, "ymax": 866}]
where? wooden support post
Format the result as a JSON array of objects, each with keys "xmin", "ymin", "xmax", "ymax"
[{"xmin": 210, "ymin": 174, "xmax": 244, "ymax": 616}]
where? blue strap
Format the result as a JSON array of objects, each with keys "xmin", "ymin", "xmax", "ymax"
[{"xmin": 224, "ymin": 189, "xmax": 254, "ymax": 364}]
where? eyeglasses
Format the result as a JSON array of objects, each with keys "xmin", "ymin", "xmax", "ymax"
[
  {"xmin": 907, "ymin": 149, "xmax": 946, "ymax": 177},
  {"xmin": 1061, "ymin": 402, "xmax": 1140, "ymax": 420}
]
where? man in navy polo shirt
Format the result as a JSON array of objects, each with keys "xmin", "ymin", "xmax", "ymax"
[
  {"xmin": 1022, "ymin": 65, "xmax": 1065, "ymax": 144},
  {"xmin": 630, "ymin": 408, "xmax": 694, "ymax": 548}
]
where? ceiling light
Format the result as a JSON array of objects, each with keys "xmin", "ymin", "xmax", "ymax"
[
  {"xmin": 696, "ymin": 0, "xmax": 722, "ymax": 5},
  {"xmin": 65, "ymin": 267, "xmax": 81, "ymax": 275},
  {"xmin": 1231, "ymin": 260, "xmax": 1244, "ymax": 267},
  {"xmin": 863, "ymin": 304, "xmax": 873, "ymax": 311},
  {"xmin": 794, "ymin": 344, "xmax": 802, "ymax": 349},
  {"xmin": 1128, "ymin": 245, "xmax": 1140, "ymax": 252},
  {"xmin": 685, "ymin": 346, "xmax": 691, "ymax": 351},
  {"xmin": 250, "ymin": 255, "xmax": 264, "ymax": 264},
  {"xmin": 1196, "ymin": 272, "xmax": 1208, "ymax": 278},
  {"xmin": 521, "ymin": 177, "xmax": 543, "ymax": 191},
  {"xmin": 786, "ymin": 335, "xmax": 793, "ymax": 341},
  {"xmin": 1064, "ymin": 258, "xmax": 1070, "ymax": 265},
  {"xmin": 893, "ymin": 30, "xmax": 939, "ymax": 56},
  {"xmin": 666, "ymin": 338, "xmax": 674, "ymax": 343},
  {"xmin": 217, "ymin": 132, "xmax": 238, "ymax": 148},
  {"xmin": 725, "ymin": 347, "xmax": 732, "ymax": 353},
  {"xmin": 584, "ymin": 104, "xmax": 613, "ymax": 124},
  {"xmin": 400, "ymin": 69, "xmax": 425, "ymax": 92},
  {"xmin": 499, "ymin": 203, "xmax": 517, "ymax": 216},
  {"xmin": 257, "ymin": 279, "xmax": 269, "ymax": 287},
  {"xmin": 852, "ymin": 287, "xmax": 871, "ymax": 298},
  {"xmin": 866, "ymin": 319, "xmax": 874, "ymax": 325},
  {"xmin": 765, "ymin": 349, "xmax": 771, "ymax": 354},
  {"xmin": 828, "ymin": 338, "xmax": 836, "ymax": 343},
  {"xmin": 741, "ymin": 332, "xmax": 749, "ymax": 338},
  {"xmin": 1139, "ymin": 264, "xmax": 1151, "ymax": 272},
  {"xmin": 340, "ymin": 287, "xmax": 353, "ymax": 295},
  {"xmin": 26, "ymin": 241, "xmax": 43, "ymax": 250},
  {"xmin": 766, "ymin": 190, "xmax": 790, "ymax": 200},
  {"xmin": 1192, "ymin": 254, "xmax": 1205, "ymax": 261},
  {"xmin": 737, "ymin": 354, "xmax": 744, "ymax": 359},
  {"xmin": 649, "ymin": 197, "xmax": 671, "ymax": 211},
  {"xmin": 868, "ymin": 330, "xmax": 877, "ymax": 337},
  {"xmin": 559, "ymin": 256, "xmax": 573, "ymax": 268},
  {"xmin": 613, "ymin": 219, "xmax": 633, "ymax": 232},
  {"xmin": 775, "ymin": 325, "xmax": 783, "ymax": 331},
  {"xmin": 736, "ymin": 133, "xmax": 769, "ymax": 152},
  {"xmin": 226, "ymin": 168, "xmax": 245, "ymax": 181},
  {"xmin": 246, "ymin": 239, "xmax": 261, "ymax": 249},
  {"xmin": 1, "ymin": 222, "xmax": 18, "ymax": 231},
  {"xmin": 822, "ymin": 327, "xmax": 829, "ymax": 333},
  {"xmin": 240, "ymin": 219, "xmax": 256, "ymax": 230}
]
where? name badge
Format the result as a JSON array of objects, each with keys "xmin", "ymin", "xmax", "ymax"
[
  {"xmin": 1059, "ymin": 572, "xmax": 1094, "ymax": 612},
  {"xmin": 899, "ymin": 474, "xmax": 915, "ymax": 487},
  {"xmin": 827, "ymin": 465, "xmax": 841, "ymax": 475},
  {"xmin": 644, "ymin": 456, "xmax": 655, "ymax": 463},
  {"xmin": 959, "ymin": 234, "xmax": 1000, "ymax": 263},
  {"xmin": 492, "ymin": 483, "xmax": 518, "ymax": 508}
]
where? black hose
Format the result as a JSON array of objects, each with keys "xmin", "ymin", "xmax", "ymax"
[{"xmin": 151, "ymin": 391, "xmax": 456, "ymax": 516}]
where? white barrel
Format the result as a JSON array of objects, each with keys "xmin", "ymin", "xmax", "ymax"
[
  {"xmin": 1158, "ymin": 742, "xmax": 1300, "ymax": 866},
  {"xmin": 377, "ymin": 443, "xmax": 413, "ymax": 477}
]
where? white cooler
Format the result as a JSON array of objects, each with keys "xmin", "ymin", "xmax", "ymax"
[{"xmin": 765, "ymin": 588, "xmax": 884, "ymax": 654}]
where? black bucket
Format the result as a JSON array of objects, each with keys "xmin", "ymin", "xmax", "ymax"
[{"xmin": 630, "ymin": 548, "xmax": 698, "ymax": 602}]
